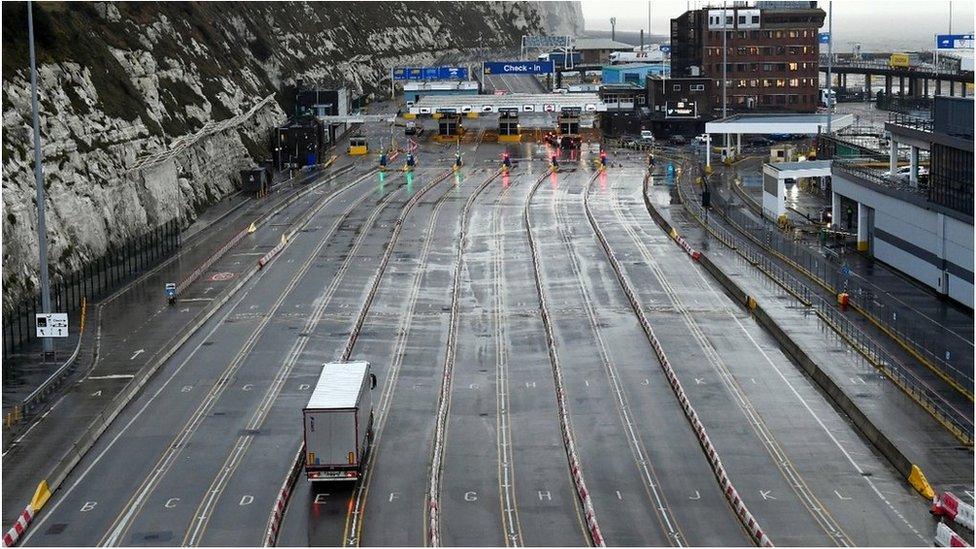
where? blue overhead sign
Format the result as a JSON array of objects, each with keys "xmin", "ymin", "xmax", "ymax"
[
  {"xmin": 660, "ymin": 44, "xmax": 672, "ymax": 54},
  {"xmin": 936, "ymin": 34, "xmax": 974, "ymax": 49},
  {"xmin": 393, "ymin": 66, "xmax": 469, "ymax": 81},
  {"xmin": 483, "ymin": 61, "xmax": 555, "ymax": 75},
  {"xmin": 818, "ymin": 32, "xmax": 831, "ymax": 44}
]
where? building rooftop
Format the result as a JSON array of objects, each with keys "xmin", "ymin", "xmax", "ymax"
[
  {"xmin": 707, "ymin": 113, "xmax": 854, "ymax": 134},
  {"xmin": 575, "ymin": 38, "xmax": 635, "ymax": 51},
  {"xmin": 603, "ymin": 63, "xmax": 669, "ymax": 70}
]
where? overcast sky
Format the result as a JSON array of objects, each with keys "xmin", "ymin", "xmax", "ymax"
[{"xmin": 580, "ymin": 0, "xmax": 975, "ymax": 51}]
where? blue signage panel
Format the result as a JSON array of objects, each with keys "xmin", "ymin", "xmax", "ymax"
[
  {"xmin": 660, "ymin": 44, "xmax": 672, "ymax": 54},
  {"xmin": 394, "ymin": 66, "xmax": 469, "ymax": 81},
  {"xmin": 483, "ymin": 61, "xmax": 555, "ymax": 75},
  {"xmin": 818, "ymin": 32, "xmax": 831, "ymax": 44},
  {"xmin": 440, "ymin": 66, "xmax": 469, "ymax": 80},
  {"xmin": 936, "ymin": 34, "xmax": 974, "ymax": 49}
]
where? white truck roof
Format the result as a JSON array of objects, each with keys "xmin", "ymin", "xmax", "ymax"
[{"xmin": 306, "ymin": 362, "xmax": 369, "ymax": 410}]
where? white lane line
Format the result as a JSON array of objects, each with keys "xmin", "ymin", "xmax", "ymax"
[
  {"xmin": 730, "ymin": 314, "xmax": 926, "ymax": 543},
  {"xmin": 86, "ymin": 375, "xmax": 136, "ymax": 381}
]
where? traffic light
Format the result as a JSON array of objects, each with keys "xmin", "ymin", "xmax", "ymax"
[
  {"xmin": 379, "ymin": 152, "xmax": 388, "ymax": 170},
  {"xmin": 701, "ymin": 187, "xmax": 711, "ymax": 209},
  {"xmin": 599, "ymin": 150, "xmax": 608, "ymax": 170},
  {"xmin": 454, "ymin": 153, "xmax": 462, "ymax": 171},
  {"xmin": 502, "ymin": 151, "xmax": 511, "ymax": 173},
  {"xmin": 550, "ymin": 154, "xmax": 559, "ymax": 172}
]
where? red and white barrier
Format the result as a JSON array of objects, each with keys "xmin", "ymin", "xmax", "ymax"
[
  {"xmin": 933, "ymin": 492, "xmax": 975, "ymax": 531},
  {"xmin": 264, "ymin": 444, "xmax": 304, "ymax": 547},
  {"xmin": 935, "ymin": 521, "xmax": 970, "ymax": 547},
  {"xmin": 523, "ymin": 170, "xmax": 605, "ymax": 547},
  {"xmin": 585, "ymin": 179, "xmax": 773, "ymax": 548},
  {"xmin": 3, "ymin": 506, "xmax": 34, "ymax": 547},
  {"xmin": 257, "ymin": 235, "xmax": 288, "ymax": 269},
  {"xmin": 177, "ymin": 228, "xmax": 248, "ymax": 293}
]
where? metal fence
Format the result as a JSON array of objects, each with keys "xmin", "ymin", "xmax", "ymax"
[
  {"xmin": 2, "ymin": 219, "xmax": 181, "ymax": 361},
  {"xmin": 712, "ymin": 169, "xmax": 971, "ymax": 394},
  {"xmin": 673, "ymin": 166, "xmax": 973, "ymax": 444}
]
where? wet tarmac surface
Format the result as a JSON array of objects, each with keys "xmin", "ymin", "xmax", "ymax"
[{"xmin": 9, "ymin": 122, "xmax": 970, "ymax": 547}]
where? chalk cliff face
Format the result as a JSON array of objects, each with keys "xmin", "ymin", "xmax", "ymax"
[{"xmin": 1, "ymin": 1, "xmax": 583, "ymax": 310}]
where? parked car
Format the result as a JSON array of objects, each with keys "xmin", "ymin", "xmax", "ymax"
[
  {"xmin": 747, "ymin": 136, "xmax": 774, "ymax": 147},
  {"xmin": 640, "ymin": 130, "xmax": 655, "ymax": 143},
  {"xmin": 667, "ymin": 135, "xmax": 687, "ymax": 145},
  {"xmin": 693, "ymin": 134, "xmax": 709, "ymax": 145}
]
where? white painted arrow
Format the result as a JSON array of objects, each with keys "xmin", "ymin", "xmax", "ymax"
[{"xmin": 130, "ymin": 349, "xmax": 145, "ymax": 360}]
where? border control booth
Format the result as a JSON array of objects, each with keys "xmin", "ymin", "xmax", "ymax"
[{"xmin": 408, "ymin": 94, "xmax": 606, "ymax": 144}]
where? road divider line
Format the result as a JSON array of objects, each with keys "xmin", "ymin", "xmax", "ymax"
[
  {"xmin": 101, "ymin": 170, "xmax": 395, "ymax": 547},
  {"xmin": 185, "ymin": 168, "xmax": 427, "ymax": 546},
  {"xmin": 604, "ymin": 181, "xmax": 851, "ymax": 545},
  {"xmin": 265, "ymin": 168, "xmax": 453, "ymax": 547},
  {"xmin": 523, "ymin": 169, "xmax": 605, "ymax": 548},
  {"xmin": 426, "ymin": 169, "xmax": 501, "ymax": 547},
  {"xmin": 17, "ymin": 166, "xmax": 372, "ymax": 548},
  {"xmin": 552, "ymin": 173, "xmax": 686, "ymax": 545},
  {"xmin": 583, "ymin": 171, "xmax": 773, "ymax": 547}
]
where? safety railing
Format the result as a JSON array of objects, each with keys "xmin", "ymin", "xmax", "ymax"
[
  {"xmin": 671, "ymin": 159, "xmax": 973, "ymax": 446},
  {"xmin": 2, "ymin": 219, "xmax": 181, "ymax": 361}
]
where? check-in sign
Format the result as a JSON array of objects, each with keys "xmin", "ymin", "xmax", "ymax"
[
  {"xmin": 36, "ymin": 313, "xmax": 68, "ymax": 338},
  {"xmin": 483, "ymin": 61, "xmax": 554, "ymax": 75}
]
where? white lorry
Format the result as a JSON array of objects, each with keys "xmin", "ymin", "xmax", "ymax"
[{"xmin": 303, "ymin": 362, "xmax": 377, "ymax": 482}]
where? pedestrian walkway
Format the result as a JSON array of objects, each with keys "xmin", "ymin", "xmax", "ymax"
[
  {"xmin": 720, "ymin": 160, "xmax": 974, "ymax": 397},
  {"xmin": 644, "ymin": 166, "xmax": 972, "ymax": 502}
]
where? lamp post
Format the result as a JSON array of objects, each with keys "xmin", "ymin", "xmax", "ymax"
[{"xmin": 28, "ymin": 0, "xmax": 53, "ymax": 355}]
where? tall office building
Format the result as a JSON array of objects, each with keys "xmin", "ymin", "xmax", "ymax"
[{"xmin": 671, "ymin": 1, "xmax": 826, "ymax": 113}]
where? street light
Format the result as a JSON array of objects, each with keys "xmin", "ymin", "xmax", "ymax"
[{"xmin": 28, "ymin": 0, "xmax": 53, "ymax": 355}]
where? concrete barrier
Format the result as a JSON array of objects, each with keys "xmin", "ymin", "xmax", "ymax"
[{"xmin": 640, "ymin": 171, "xmax": 941, "ymax": 500}]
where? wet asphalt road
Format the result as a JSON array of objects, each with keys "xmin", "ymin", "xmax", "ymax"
[{"xmin": 18, "ymin": 124, "xmax": 951, "ymax": 547}]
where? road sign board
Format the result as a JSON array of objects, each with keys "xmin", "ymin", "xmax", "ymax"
[
  {"xmin": 544, "ymin": 104, "xmax": 556, "ymax": 112},
  {"xmin": 393, "ymin": 66, "xmax": 468, "ymax": 81},
  {"xmin": 660, "ymin": 44, "xmax": 672, "ymax": 54},
  {"xmin": 524, "ymin": 35, "xmax": 572, "ymax": 49},
  {"xmin": 936, "ymin": 34, "xmax": 974, "ymax": 49},
  {"xmin": 819, "ymin": 32, "xmax": 831, "ymax": 44},
  {"xmin": 665, "ymin": 101, "xmax": 698, "ymax": 118},
  {"xmin": 483, "ymin": 61, "xmax": 554, "ymax": 75},
  {"xmin": 36, "ymin": 313, "xmax": 68, "ymax": 338}
]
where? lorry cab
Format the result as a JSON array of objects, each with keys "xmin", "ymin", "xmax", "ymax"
[
  {"xmin": 348, "ymin": 136, "xmax": 369, "ymax": 156},
  {"xmin": 303, "ymin": 362, "xmax": 377, "ymax": 481}
]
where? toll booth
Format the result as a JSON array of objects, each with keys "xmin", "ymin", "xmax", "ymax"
[
  {"xmin": 498, "ymin": 110, "xmax": 521, "ymax": 143},
  {"xmin": 558, "ymin": 108, "xmax": 581, "ymax": 136},
  {"xmin": 240, "ymin": 167, "xmax": 270, "ymax": 197},
  {"xmin": 438, "ymin": 115, "xmax": 461, "ymax": 137},
  {"xmin": 557, "ymin": 108, "xmax": 581, "ymax": 149}
]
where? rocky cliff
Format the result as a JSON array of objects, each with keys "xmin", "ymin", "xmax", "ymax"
[{"xmin": 1, "ymin": 1, "xmax": 582, "ymax": 310}]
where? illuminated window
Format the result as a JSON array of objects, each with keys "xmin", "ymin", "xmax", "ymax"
[{"xmin": 789, "ymin": 62, "xmax": 798, "ymax": 70}]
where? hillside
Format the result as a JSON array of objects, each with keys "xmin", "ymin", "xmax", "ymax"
[{"xmin": 0, "ymin": 1, "xmax": 583, "ymax": 310}]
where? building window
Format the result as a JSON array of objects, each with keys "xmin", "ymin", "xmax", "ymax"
[
  {"xmin": 788, "ymin": 30, "xmax": 798, "ymax": 38},
  {"xmin": 789, "ymin": 78, "xmax": 799, "ymax": 86},
  {"xmin": 673, "ymin": 84, "xmax": 682, "ymax": 91},
  {"xmin": 738, "ymin": 15, "xmax": 746, "ymax": 24},
  {"xmin": 690, "ymin": 84, "xmax": 705, "ymax": 91},
  {"xmin": 752, "ymin": 15, "xmax": 760, "ymax": 24},
  {"xmin": 788, "ymin": 62, "xmax": 798, "ymax": 71}
]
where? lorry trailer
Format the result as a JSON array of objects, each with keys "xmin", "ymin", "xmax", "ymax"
[{"xmin": 303, "ymin": 362, "xmax": 377, "ymax": 481}]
